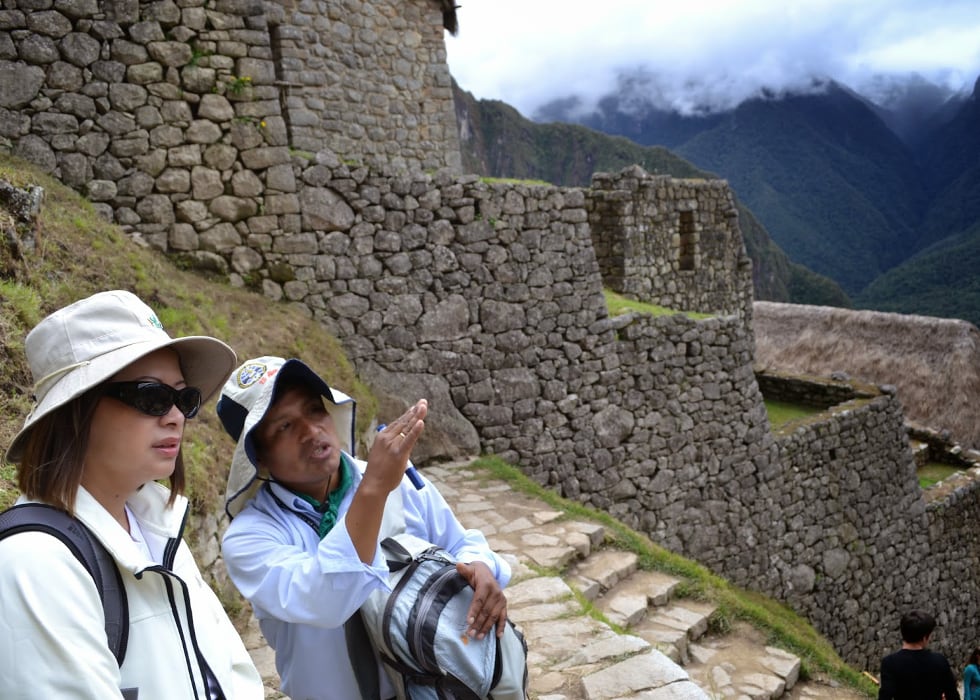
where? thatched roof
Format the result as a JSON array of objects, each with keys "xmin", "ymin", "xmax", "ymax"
[{"xmin": 753, "ymin": 301, "xmax": 980, "ymax": 449}]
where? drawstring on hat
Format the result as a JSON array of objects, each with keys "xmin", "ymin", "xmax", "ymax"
[{"xmin": 31, "ymin": 360, "xmax": 93, "ymax": 401}]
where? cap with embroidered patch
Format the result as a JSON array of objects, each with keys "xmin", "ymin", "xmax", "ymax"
[{"xmin": 217, "ymin": 356, "xmax": 355, "ymax": 518}]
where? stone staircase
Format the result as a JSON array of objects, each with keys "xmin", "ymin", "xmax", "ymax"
[
  {"xmin": 566, "ymin": 549, "xmax": 806, "ymax": 699},
  {"xmin": 244, "ymin": 460, "xmax": 869, "ymax": 699}
]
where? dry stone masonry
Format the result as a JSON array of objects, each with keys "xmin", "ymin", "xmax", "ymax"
[
  {"xmin": 590, "ymin": 169, "xmax": 752, "ymax": 318},
  {"xmin": 0, "ymin": 0, "xmax": 459, "ymax": 252},
  {"xmin": 265, "ymin": 0, "xmax": 460, "ymax": 173},
  {"xmin": 4, "ymin": 0, "xmax": 980, "ymax": 676}
]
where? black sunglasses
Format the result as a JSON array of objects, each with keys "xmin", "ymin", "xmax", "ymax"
[{"xmin": 102, "ymin": 381, "xmax": 203, "ymax": 419}]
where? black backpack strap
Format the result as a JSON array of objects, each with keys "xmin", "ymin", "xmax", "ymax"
[
  {"xmin": 0, "ymin": 503, "xmax": 129, "ymax": 666},
  {"xmin": 345, "ymin": 609, "xmax": 383, "ymax": 700},
  {"xmin": 380, "ymin": 536, "xmax": 415, "ymax": 572}
]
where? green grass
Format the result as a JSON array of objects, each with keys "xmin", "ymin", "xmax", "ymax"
[
  {"xmin": 473, "ymin": 455, "xmax": 877, "ymax": 697},
  {"xmin": 765, "ymin": 399, "xmax": 824, "ymax": 429},
  {"xmin": 604, "ymin": 289, "xmax": 714, "ymax": 320},
  {"xmin": 481, "ymin": 176, "xmax": 552, "ymax": 186},
  {"xmin": 918, "ymin": 461, "xmax": 961, "ymax": 488}
]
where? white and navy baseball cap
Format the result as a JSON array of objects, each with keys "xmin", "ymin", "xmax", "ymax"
[{"xmin": 217, "ymin": 356, "xmax": 355, "ymax": 518}]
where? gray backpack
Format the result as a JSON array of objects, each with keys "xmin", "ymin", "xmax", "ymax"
[{"xmin": 351, "ymin": 488, "xmax": 529, "ymax": 699}]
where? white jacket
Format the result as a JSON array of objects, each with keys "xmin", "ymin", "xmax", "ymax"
[{"xmin": 0, "ymin": 482, "xmax": 264, "ymax": 700}]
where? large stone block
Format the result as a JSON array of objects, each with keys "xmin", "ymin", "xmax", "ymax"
[{"xmin": 0, "ymin": 61, "xmax": 44, "ymax": 108}]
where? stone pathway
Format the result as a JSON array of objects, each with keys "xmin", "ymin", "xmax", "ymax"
[{"xmin": 242, "ymin": 459, "xmax": 869, "ymax": 699}]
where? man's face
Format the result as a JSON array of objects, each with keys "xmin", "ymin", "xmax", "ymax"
[{"xmin": 255, "ymin": 385, "xmax": 343, "ymax": 500}]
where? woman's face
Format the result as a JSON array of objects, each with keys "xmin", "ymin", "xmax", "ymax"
[{"xmin": 82, "ymin": 348, "xmax": 189, "ymax": 502}]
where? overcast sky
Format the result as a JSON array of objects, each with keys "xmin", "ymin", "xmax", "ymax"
[{"xmin": 445, "ymin": 0, "xmax": 980, "ymax": 118}]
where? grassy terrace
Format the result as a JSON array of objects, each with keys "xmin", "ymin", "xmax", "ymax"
[
  {"xmin": 764, "ymin": 399, "xmax": 824, "ymax": 429},
  {"xmin": 917, "ymin": 461, "xmax": 962, "ymax": 488},
  {"xmin": 604, "ymin": 289, "xmax": 714, "ymax": 320}
]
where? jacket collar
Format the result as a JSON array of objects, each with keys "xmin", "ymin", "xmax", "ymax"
[{"xmin": 73, "ymin": 482, "xmax": 188, "ymax": 572}]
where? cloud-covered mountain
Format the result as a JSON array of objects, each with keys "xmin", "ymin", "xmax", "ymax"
[
  {"xmin": 452, "ymin": 80, "xmax": 851, "ymax": 310},
  {"xmin": 525, "ymin": 72, "xmax": 980, "ymax": 324}
]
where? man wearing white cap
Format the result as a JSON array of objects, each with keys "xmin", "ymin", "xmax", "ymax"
[
  {"xmin": 0, "ymin": 289, "xmax": 264, "ymax": 699},
  {"xmin": 217, "ymin": 356, "xmax": 512, "ymax": 700}
]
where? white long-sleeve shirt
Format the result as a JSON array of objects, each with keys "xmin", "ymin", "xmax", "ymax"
[{"xmin": 221, "ymin": 458, "xmax": 511, "ymax": 700}]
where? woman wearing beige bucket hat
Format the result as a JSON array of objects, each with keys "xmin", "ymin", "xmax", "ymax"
[{"xmin": 0, "ymin": 290, "xmax": 263, "ymax": 699}]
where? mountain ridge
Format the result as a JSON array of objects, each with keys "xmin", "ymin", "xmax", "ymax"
[
  {"xmin": 452, "ymin": 80, "xmax": 851, "ymax": 310},
  {"xmin": 465, "ymin": 72, "xmax": 980, "ymax": 325}
]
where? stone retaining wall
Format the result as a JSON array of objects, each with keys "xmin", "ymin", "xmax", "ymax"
[
  {"xmin": 923, "ymin": 469, "xmax": 980, "ymax": 666},
  {"xmin": 0, "ymin": 0, "xmax": 458, "ymax": 253},
  {"xmin": 767, "ymin": 388, "xmax": 932, "ymax": 669},
  {"xmin": 756, "ymin": 372, "xmax": 980, "ymax": 669},
  {"xmin": 755, "ymin": 369, "xmax": 874, "ymax": 408}
]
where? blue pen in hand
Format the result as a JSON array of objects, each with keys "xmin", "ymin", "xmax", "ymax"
[{"xmin": 377, "ymin": 424, "xmax": 424, "ymax": 490}]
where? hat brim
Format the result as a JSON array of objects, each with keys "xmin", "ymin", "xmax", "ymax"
[
  {"xmin": 223, "ymin": 359, "xmax": 355, "ymax": 518},
  {"xmin": 6, "ymin": 335, "xmax": 236, "ymax": 464}
]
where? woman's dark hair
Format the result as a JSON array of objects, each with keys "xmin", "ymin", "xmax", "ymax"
[
  {"xmin": 17, "ymin": 385, "xmax": 184, "ymax": 513},
  {"xmin": 968, "ymin": 646, "xmax": 980, "ymax": 667}
]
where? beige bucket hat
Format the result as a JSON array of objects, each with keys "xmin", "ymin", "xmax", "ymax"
[{"xmin": 5, "ymin": 289, "xmax": 237, "ymax": 464}]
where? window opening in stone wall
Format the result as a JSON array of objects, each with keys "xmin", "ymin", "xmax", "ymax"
[
  {"xmin": 268, "ymin": 23, "xmax": 293, "ymax": 144},
  {"xmin": 679, "ymin": 210, "xmax": 696, "ymax": 271}
]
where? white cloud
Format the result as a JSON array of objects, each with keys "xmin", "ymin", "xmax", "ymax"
[{"xmin": 445, "ymin": 0, "xmax": 980, "ymax": 117}]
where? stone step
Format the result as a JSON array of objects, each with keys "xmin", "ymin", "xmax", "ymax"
[
  {"xmin": 570, "ymin": 549, "xmax": 639, "ymax": 591},
  {"xmin": 647, "ymin": 600, "xmax": 715, "ymax": 641},
  {"xmin": 594, "ymin": 569, "xmax": 683, "ymax": 628},
  {"xmin": 631, "ymin": 599, "xmax": 717, "ymax": 664},
  {"xmin": 579, "ymin": 648, "xmax": 707, "ymax": 700},
  {"xmin": 684, "ymin": 621, "xmax": 803, "ymax": 700}
]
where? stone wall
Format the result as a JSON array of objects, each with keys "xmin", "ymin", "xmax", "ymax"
[
  {"xmin": 590, "ymin": 167, "xmax": 752, "ymax": 319},
  {"xmin": 755, "ymin": 369, "xmax": 874, "ymax": 408},
  {"xmin": 266, "ymin": 0, "xmax": 460, "ymax": 173},
  {"xmin": 923, "ymin": 468, "xmax": 980, "ymax": 667},
  {"xmin": 766, "ymin": 387, "xmax": 931, "ymax": 669},
  {"xmin": 0, "ymin": 0, "xmax": 459, "ymax": 252},
  {"xmin": 253, "ymin": 153, "xmax": 980, "ymax": 667},
  {"xmin": 755, "ymin": 373, "xmax": 980, "ymax": 670},
  {"xmin": 223, "ymin": 154, "xmax": 954, "ymax": 670}
]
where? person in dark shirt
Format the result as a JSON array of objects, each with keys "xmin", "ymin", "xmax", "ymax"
[{"xmin": 878, "ymin": 609, "xmax": 960, "ymax": 700}]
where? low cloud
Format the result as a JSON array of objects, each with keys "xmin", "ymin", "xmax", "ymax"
[{"xmin": 446, "ymin": 0, "xmax": 980, "ymax": 117}]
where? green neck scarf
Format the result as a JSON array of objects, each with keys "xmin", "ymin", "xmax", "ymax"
[{"xmin": 294, "ymin": 455, "xmax": 354, "ymax": 540}]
